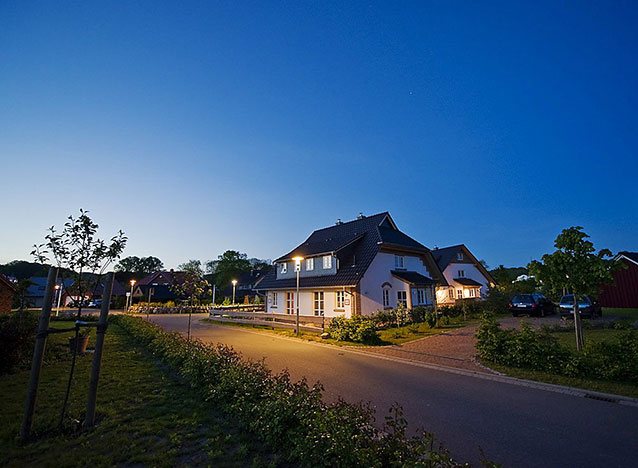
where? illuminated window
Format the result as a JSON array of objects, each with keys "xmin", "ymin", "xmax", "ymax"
[
  {"xmin": 323, "ymin": 255, "xmax": 332, "ymax": 269},
  {"xmin": 336, "ymin": 291, "xmax": 345, "ymax": 309},
  {"xmin": 281, "ymin": 263, "xmax": 287, "ymax": 274},
  {"xmin": 286, "ymin": 292, "xmax": 294, "ymax": 314},
  {"xmin": 313, "ymin": 292, "xmax": 324, "ymax": 316},
  {"xmin": 306, "ymin": 258, "xmax": 314, "ymax": 271}
]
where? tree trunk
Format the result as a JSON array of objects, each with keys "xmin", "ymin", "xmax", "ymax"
[{"xmin": 573, "ymin": 293, "xmax": 584, "ymax": 351}]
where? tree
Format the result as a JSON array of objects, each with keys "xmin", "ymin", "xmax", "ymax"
[
  {"xmin": 115, "ymin": 256, "xmax": 164, "ymax": 275},
  {"xmin": 528, "ymin": 226, "xmax": 615, "ymax": 351},
  {"xmin": 171, "ymin": 260, "xmax": 211, "ymax": 340},
  {"xmin": 211, "ymin": 250, "xmax": 252, "ymax": 290}
]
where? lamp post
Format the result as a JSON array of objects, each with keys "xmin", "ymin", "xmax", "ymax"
[
  {"xmin": 231, "ymin": 279, "xmax": 237, "ymax": 305},
  {"xmin": 54, "ymin": 284, "xmax": 61, "ymax": 317},
  {"xmin": 292, "ymin": 256, "xmax": 304, "ymax": 335},
  {"xmin": 128, "ymin": 279, "xmax": 136, "ymax": 311}
]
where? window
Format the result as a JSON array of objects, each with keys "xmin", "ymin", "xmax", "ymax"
[
  {"xmin": 469, "ymin": 288, "xmax": 475, "ymax": 298},
  {"xmin": 280, "ymin": 263, "xmax": 288, "ymax": 274},
  {"xmin": 323, "ymin": 255, "xmax": 332, "ymax": 269},
  {"xmin": 272, "ymin": 292, "xmax": 278, "ymax": 307},
  {"xmin": 313, "ymin": 292, "xmax": 324, "ymax": 316},
  {"xmin": 448, "ymin": 288, "xmax": 454, "ymax": 299},
  {"xmin": 394, "ymin": 255, "xmax": 405, "ymax": 269},
  {"xmin": 286, "ymin": 292, "xmax": 294, "ymax": 314},
  {"xmin": 458, "ymin": 270, "xmax": 465, "ymax": 278},
  {"xmin": 457, "ymin": 289, "xmax": 463, "ymax": 299},
  {"xmin": 383, "ymin": 288, "xmax": 390, "ymax": 308},
  {"xmin": 306, "ymin": 258, "xmax": 314, "ymax": 271},
  {"xmin": 335, "ymin": 291, "xmax": 345, "ymax": 309},
  {"xmin": 397, "ymin": 290, "xmax": 407, "ymax": 308},
  {"xmin": 417, "ymin": 289, "xmax": 426, "ymax": 304},
  {"xmin": 457, "ymin": 252, "xmax": 464, "ymax": 261}
]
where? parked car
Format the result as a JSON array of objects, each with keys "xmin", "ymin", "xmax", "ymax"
[
  {"xmin": 87, "ymin": 299, "xmax": 102, "ymax": 308},
  {"xmin": 509, "ymin": 293, "xmax": 556, "ymax": 317},
  {"xmin": 559, "ymin": 295, "xmax": 602, "ymax": 319}
]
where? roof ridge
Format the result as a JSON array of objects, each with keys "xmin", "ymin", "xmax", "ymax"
[{"xmin": 312, "ymin": 211, "xmax": 389, "ymax": 233}]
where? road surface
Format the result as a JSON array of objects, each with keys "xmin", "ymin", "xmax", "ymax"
[{"xmin": 148, "ymin": 314, "xmax": 637, "ymax": 467}]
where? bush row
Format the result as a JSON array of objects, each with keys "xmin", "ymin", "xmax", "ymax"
[
  {"xmin": 476, "ymin": 314, "xmax": 638, "ymax": 383},
  {"xmin": 129, "ymin": 303, "xmax": 210, "ymax": 315},
  {"xmin": 111, "ymin": 315, "xmax": 464, "ymax": 467}
]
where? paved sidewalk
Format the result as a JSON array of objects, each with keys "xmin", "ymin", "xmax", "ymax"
[{"xmin": 360, "ymin": 324, "xmax": 494, "ymax": 374}]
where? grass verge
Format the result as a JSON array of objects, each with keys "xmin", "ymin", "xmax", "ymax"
[
  {"xmin": 0, "ymin": 322, "xmax": 278, "ymax": 467},
  {"xmin": 486, "ymin": 362, "xmax": 638, "ymax": 399}
]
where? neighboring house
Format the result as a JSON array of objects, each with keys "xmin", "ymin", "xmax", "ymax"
[
  {"xmin": 599, "ymin": 252, "xmax": 638, "ymax": 308},
  {"xmin": 26, "ymin": 276, "xmax": 75, "ymax": 308},
  {"xmin": 432, "ymin": 244, "xmax": 497, "ymax": 305},
  {"xmin": 133, "ymin": 270, "xmax": 187, "ymax": 303},
  {"xmin": 221, "ymin": 268, "xmax": 271, "ymax": 302},
  {"xmin": 255, "ymin": 212, "xmax": 447, "ymax": 318},
  {"xmin": 0, "ymin": 274, "xmax": 16, "ymax": 313}
]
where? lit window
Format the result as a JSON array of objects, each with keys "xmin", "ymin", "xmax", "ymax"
[
  {"xmin": 458, "ymin": 270, "xmax": 465, "ymax": 278},
  {"xmin": 281, "ymin": 263, "xmax": 287, "ymax": 274},
  {"xmin": 336, "ymin": 291, "xmax": 345, "ymax": 309},
  {"xmin": 313, "ymin": 292, "xmax": 324, "ymax": 316},
  {"xmin": 383, "ymin": 288, "xmax": 390, "ymax": 308},
  {"xmin": 457, "ymin": 252, "xmax": 464, "ymax": 261},
  {"xmin": 469, "ymin": 289, "xmax": 475, "ymax": 298},
  {"xmin": 394, "ymin": 255, "xmax": 405, "ymax": 269},
  {"xmin": 286, "ymin": 292, "xmax": 294, "ymax": 314},
  {"xmin": 448, "ymin": 288, "xmax": 454, "ymax": 299},
  {"xmin": 306, "ymin": 258, "xmax": 314, "ymax": 271},
  {"xmin": 397, "ymin": 290, "xmax": 407, "ymax": 307},
  {"xmin": 323, "ymin": 255, "xmax": 332, "ymax": 269},
  {"xmin": 272, "ymin": 292, "xmax": 278, "ymax": 307}
]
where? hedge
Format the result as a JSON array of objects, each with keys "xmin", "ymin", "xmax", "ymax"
[{"xmin": 111, "ymin": 315, "xmax": 466, "ymax": 467}]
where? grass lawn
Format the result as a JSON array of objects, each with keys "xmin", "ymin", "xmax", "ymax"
[
  {"xmin": 488, "ymin": 363, "xmax": 638, "ymax": 399},
  {"xmin": 603, "ymin": 307, "xmax": 638, "ymax": 320},
  {"xmin": 552, "ymin": 328, "xmax": 628, "ymax": 351},
  {"xmin": 0, "ymin": 321, "xmax": 278, "ymax": 467},
  {"xmin": 203, "ymin": 317, "xmax": 470, "ymax": 347}
]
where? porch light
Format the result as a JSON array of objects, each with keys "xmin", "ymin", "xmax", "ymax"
[{"xmin": 292, "ymin": 256, "xmax": 304, "ymax": 335}]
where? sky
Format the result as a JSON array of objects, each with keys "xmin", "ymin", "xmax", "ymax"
[{"xmin": 1, "ymin": 1, "xmax": 637, "ymax": 270}]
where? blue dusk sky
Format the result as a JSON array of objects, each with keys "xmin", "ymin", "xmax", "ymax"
[{"xmin": 1, "ymin": 1, "xmax": 637, "ymax": 269}]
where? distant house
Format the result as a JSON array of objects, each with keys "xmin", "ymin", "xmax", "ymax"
[
  {"xmin": 432, "ymin": 244, "xmax": 497, "ymax": 305},
  {"xmin": 255, "ymin": 212, "xmax": 447, "ymax": 317},
  {"xmin": 220, "ymin": 268, "xmax": 271, "ymax": 302},
  {"xmin": 0, "ymin": 274, "xmax": 16, "ymax": 313},
  {"xmin": 599, "ymin": 252, "xmax": 638, "ymax": 308},
  {"xmin": 26, "ymin": 276, "xmax": 75, "ymax": 309},
  {"xmin": 133, "ymin": 270, "xmax": 187, "ymax": 303}
]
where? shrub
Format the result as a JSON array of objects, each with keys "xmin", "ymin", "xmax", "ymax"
[
  {"xmin": 111, "ymin": 315, "xmax": 462, "ymax": 466},
  {"xmin": 0, "ymin": 311, "xmax": 39, "ymax": 375},
  {"xmin": 476, "ymin": 314, "xmax": 638, "ymax": 383},
  {"xmin": 329, "ymin": 315, "xmax": 379, "ymax": 344}
]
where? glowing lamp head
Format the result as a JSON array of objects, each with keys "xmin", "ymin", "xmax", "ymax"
[
  {"xmin": 130, "ymin": 279, "xmax": 136, "ymax": 286},
  {"xmin": 231, "ymin": 279, "xmax": 238, "ymax": 286}
]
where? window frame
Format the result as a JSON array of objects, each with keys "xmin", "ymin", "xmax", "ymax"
[
  {"xmin": 383, "ymin": 288, "xmax": 390, "ymax": 308},
  {"xmin": 280, "ymin": 262, "xmax": 288, "ymax": 274},
  {"xmin": 306, "ymin": 258, "xmax": 314, "ymax": 271},
  {"xmin": 286, "ymin": 292, "xmax": 294, "ymax": 314},
  {"xmin": 394, "ymin": 255, "xmax": 405, "ymax": 269},
  {"xmin": 272, "ymin": 292, "xmax": 278, "ymax": 307},
  {"xmin": 397, "ymin": 290, "xmax": 407, "ymax": 308},
  {"xmin": 313, "ymin": 291, "xmax": 324, "ymax": 316},
  {"xmin": 335, "ymin": 290, "xmax": 345, "ymax": 309},
  {"xmin": 323, "ymin": 255, "xmax": 333, "ymax": 269},
  {"xmin": 457, "ymin": 252, "xmax": 464, "ymax": 261}
]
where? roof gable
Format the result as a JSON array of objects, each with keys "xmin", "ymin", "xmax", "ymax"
[
  {"xmin": 616, "ymin": 251, "xmax": 638, "ymax": 266},
  {"xmin": 434, "ymin": 244, "xmax": 497, "ymax": 285}
]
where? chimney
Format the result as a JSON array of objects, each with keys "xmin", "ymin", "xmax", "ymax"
[
  {"xmin": 336, "ymin": 218, "xmax": 343, "ymax": 225},
  {"xmin": 357, "ymin": 212, "xmax": 365, "ymax": 220}
]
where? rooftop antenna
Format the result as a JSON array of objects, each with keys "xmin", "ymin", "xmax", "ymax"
[
  {"xmin": 336, "ymin": 218, "xmax": 343, "ymax": 225},
  {"xmin": 357, "ymin": 212, "xmax": 365, "ymax": 220}
]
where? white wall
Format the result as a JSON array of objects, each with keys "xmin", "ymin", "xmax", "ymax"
[
  {"xmin": 358, "ymin": 252, "xmax": 433, "ymax": 315},
  {"xmin": 438, "ymin": 262, "xmax": 490, "ymax": 303},
  {"xmin": 266, "ymin": 288, "xmax": 353, "ymax": 318}
]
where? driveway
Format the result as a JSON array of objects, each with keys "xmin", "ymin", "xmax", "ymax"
[{"xmin": 145, "ymin": 313, "xmax": 638, "ymax": 468}]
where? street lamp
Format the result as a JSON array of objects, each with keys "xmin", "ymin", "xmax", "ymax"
[
  {"xmin": 54, "ymin": 284, "xmax": 61, "ymax": 317},
  {"xmin": 128, "ymin": 279, "xmax": 136, "ymax": 311},
  {"xmin": 292, "ymin": 256, "xmax": 304, "ymax": 335},
  {"xmin": 231, "ymin": 279, "xmax": 238, "ymax": 305}
]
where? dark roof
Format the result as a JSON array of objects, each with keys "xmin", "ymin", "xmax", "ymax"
[
  {"xmin": 257, "ymin": 212, "xmax": 446, "ymax": 290},
  {"xmin": 433, "ymin": 244, "xmax": 497, "ymax": 285},
  {"xmin": 453, "ymin": 277, "xmax": 483, "ymax": 286},
  {"xmin": 618, "ymin": 251, "xmax": 638, "ymax": 265},
  {"xmin": 138, "ymin": 271, "xmax": 187, "ymax": 286},
  {"xmin": 26, "ymin": 276, "xmax": 75, "ymax": 298},
  {"xmin": 391, "ymin": 270, "xmax": 435, "ymax": 285},
  {"xmin": 0, "ymin": 274, "xmax": 16, "ymax": 292},
  {"xmin": 92, "ymin": 279, "xmax": 126, "ymax": 297}
]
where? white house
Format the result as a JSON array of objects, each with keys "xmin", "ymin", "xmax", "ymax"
[
  {"xmin": 255, "ymin": 212, "xmax": 448, "ymax": 317},
  {"xmin": 431, "ymin": 244, "xmax": 497, "ymax": 305}
]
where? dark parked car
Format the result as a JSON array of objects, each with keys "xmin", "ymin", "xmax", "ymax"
[
  {"xmin": 559, "ymin": 295, "xmax": 602, "ymax": 319},
  {"xmin": 509, "ymin": 293, "xmax": 556, "ymax": 317}
]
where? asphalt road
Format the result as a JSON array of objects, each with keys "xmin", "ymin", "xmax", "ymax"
[{"xmin": 149, "ymin": 314, "xmax": 637, "ymax": 467}]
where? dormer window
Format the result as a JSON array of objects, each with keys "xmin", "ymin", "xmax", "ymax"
[
  {"xmin": 323, "ymin": 255, "xmax": 332, "ymax": 269},
  {"xmin": 457, "ymin": 252, "xmax": 464, "ymax": 261},
  {"xmin": 280, "ymin": 263, "xmax": 287, "ymax": 274},
  {"xmin": 306, "ymin": 258, "xmax": 314, "ymax": 271},
  {"xmin": 458, "ymin": 270, "xmax": 465, "ymax": 278},
  {"xmin": 394, "ymin": 255, "xmax": 405, "ymax": 269}
]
